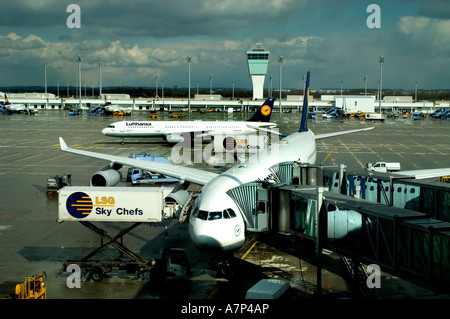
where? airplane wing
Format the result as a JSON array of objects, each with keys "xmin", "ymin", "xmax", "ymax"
[
  {"xmin": 393, "ymin": 168, "xmax": 450, "ymax": 180},
  {"xmin": 245, "ymin": 124, "xmax": 290, "ymax": 137},
  {"xmin": 315, "ymin": 127, "xmax": 374, "ymax": 139},
  {"xmin": 59, "ymin": 137, "xmax": 218, "ymax": 186}
]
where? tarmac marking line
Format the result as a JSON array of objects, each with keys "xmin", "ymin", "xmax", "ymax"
[
  {"xmin": 0, "ymin": 153, "xmax": 69, "ymax": 176},
  {"xmin": 241, "ymin": 240, "xmax": 258, "ymax": 260},
  {"xmin": 321, "ymin": 147, "xmax": 336, "ymax": 165}
]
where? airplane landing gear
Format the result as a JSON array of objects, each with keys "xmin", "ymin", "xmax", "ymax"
[{"xmin": 216, "ymin": 254, "xmax": 234, "ymax": 280}]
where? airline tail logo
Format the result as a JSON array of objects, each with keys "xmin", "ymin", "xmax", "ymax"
[
  {"xmin": 260, "ymin": 104, "xmax": 272, "ymax": 116},
  {"xmin": 247, "ymin": 98, "xmax": 274, "ymax": 122}
]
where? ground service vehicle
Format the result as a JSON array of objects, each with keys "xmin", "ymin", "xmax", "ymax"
[
  {"xmin": 127, "ymin": 154, "xmax": 179, "ymax": 185},
  {"xmin": 366, "ymin": 162, "xmax": 401, "ymax": 173},
  {"xmin": 0, "ymin": 272, "xmax": 47, "ymax": 299},
  {"xmin": 46, "ymin": 173, "xmax": 71, "ymax": 196},
  {"xmin": 58, "ymin": 186, "xmax": 193, "ymax": 282}
]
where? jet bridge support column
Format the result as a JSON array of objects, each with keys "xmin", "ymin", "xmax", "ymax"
[{"xmin": 315, "ymin": 187, "xmax": 326, "ymax": 296}]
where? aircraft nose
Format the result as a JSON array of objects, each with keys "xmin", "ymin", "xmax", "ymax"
[
  {"xmin": 189, "ymin": 226, "xmax": 222, "ymax": 251},
  {"xmin": 194, "ymin": 235, "xmax": 222, "ymax": 251}
]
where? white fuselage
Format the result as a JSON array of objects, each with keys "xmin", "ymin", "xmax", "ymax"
[
  {"xmin": 5, "ymin": 103, "xmax": 27, "ymax": 112},
  {"xmin": 188, "ymin": 129, "xmax": 317, "ymax": 252},
  {"xmin": 102, "ymin": 121, "xmax": 276, "ymax": 138}
]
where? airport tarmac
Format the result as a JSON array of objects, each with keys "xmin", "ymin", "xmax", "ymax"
[{"xmin": 0, "ymin": 110, "xmax": 449, "ymax": 303}]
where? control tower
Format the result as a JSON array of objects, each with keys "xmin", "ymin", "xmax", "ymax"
[{"xmin": 246, "ymin": 43, "xmax": 269, "ymax": 100}]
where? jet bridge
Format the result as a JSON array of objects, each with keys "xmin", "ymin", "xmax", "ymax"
[{"xmin": 228, "ymin": 163, "xmax": 450, "ymax": 295}]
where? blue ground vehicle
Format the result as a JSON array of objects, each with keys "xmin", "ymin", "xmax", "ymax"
[
  {"xmin": 127, "ymin": 154, "xmax": 179, "ymax": 185},
  {"xmin": 412, "ymin": 111, "xmax": 423, "ymax": 120}
]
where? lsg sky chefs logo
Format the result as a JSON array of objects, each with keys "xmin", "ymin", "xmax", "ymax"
[{"xmin": 66, "ymin": 191, "xmax": 93, "ymax": 219}]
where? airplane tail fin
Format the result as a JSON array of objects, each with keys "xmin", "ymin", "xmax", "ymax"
[
  {"xmin": 5, "ymin": 94, "xmax": 8, "ymax": 104},
  {"xmin": 299, "ymin": 71, "xmax": 310, "ymax": 132},
  {"xmin": 246, "ymin": 98, "xmax": 275, "ymax": 122}
]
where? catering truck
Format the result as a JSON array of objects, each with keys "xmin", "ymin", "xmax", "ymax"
[
  {"xmin": 58, "ymin": 186, "xmax": 175, "ymax": 223},
  {"xmin": 57, "ymin": 186, "xmax": 192, "ymax": 282}
]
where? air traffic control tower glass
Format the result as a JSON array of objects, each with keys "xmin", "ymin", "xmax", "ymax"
[
  {"xmin": 246, "ymin": 52, "xmax": 270, "ymax": 75},
  {"xmin": 247, "ymin": 44, "xmax": 270, "ymax": 100}
]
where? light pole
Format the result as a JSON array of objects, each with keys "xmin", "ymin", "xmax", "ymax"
[
  {"xmin": 186, "ymin": 55, "xmax": 191, "ymax": 112},
  {"xmin": 99, "ymin": 62, "xmax": 102, "ymax": 97},
  {"xmin": 44, "ymin": 61, "xmax": 48, "ymax": 94},
  {"xmin": 155, "ymin": 73, "xmax": 159, "ymax": 98},
  {"xmin": 269, "ymin": 75, "xmax": 273, "ymax": 98},
  {"xmin": 302, "ymin": 74, "xmax": 306, "ymax": 95},
  {"xmin": 209, "ymin": 74, "xmax": 213, "ymax": 96},
  {"xmin": 278, "ymin": 56, "xmax": 283, "ymax": 112},
  {"xmin": 364, "ymin": 75, "xmax": 367, "ymax": 96},
  {"xmin": 232, "ymin": 80, "xmax": 234, "ymax": 100},
  {"xmin": 379, "ymin": 56, "xmax": 384, "ymax": 114},
  {"xmin": 78, "ymin": 55, "xmax": 82, "ymax": 109},
  {"xmin": 415, "ymin": 81, "xmax": 418, "ymax": 102},
  {"xmin": 340, "ymin": 81, "xmax": 343, "ymax": 96}
]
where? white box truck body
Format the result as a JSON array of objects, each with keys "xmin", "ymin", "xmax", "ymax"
[{"xmin": 58, "ymin": 186, "xmax": 174, "ymax": 223}]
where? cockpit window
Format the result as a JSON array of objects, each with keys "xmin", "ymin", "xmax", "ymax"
[
  {"xmin": 197, "ymin": 210, "xmax": 208, "ymax": 220},
  {"xmin": 208, "ymin": 211, "xmax": 222, "ymax": 220},
  {"xmin": 193, "ymin": 209, "xmax": 236, "ymax": 221},
  {"xmin": 225, "ymin": 208, "xmax": 236, "ymax": 218},
  {"xmin": 107, "ymin": 125, "xmax": 115, "ymax": 129}
]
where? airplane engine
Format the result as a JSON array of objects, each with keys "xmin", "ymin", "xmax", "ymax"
[
  {"xmin": 90, "ymin": 169, "xmax": 122, "ymax": 187},
  {"xmin": 165, "ymin": 133, "xmax": 184, "ymax": 144}
]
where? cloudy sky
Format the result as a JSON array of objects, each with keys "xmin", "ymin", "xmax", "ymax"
[{"xmin": 0, "ymin": 0, "xmax": 449, "ymax": 91}]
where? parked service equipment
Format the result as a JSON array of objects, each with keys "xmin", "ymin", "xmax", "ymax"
[
  {"xmin": 127, "ymin": 153, "xmax": 179, "ymax": 185},
  {"xmin": 366, "ymin": 162, "xmax": 401, "ymax": 173},
  {"xmin": 0, "ymin": 272, "xmax": 47, "ymax": 299},
  {"xmin": 58, "ymin": 186, "xmax": 174, "ymax": 223},
  {"xmin": 46, "ymin": 173, "xmax": 71, "ymax": 196}
]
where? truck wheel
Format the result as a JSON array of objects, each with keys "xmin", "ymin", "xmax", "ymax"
[{"xmin": 90, "ymin": 267, "xmax": 104, "ymax": 282}]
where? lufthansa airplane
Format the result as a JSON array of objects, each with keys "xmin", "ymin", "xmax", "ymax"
[
  {"xmin": 101, "ymin": 98, "xmax": 277, "ymax": 144},
  {"xmin": 2, "ymin": 94, "xmax": 28, "ymax": 113},
  {"xmin": 59, "ymin": 72, "xmax": 377, "ymax": 253}
]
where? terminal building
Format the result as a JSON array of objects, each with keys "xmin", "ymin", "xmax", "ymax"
[{"xmin": 246, "ymin": 43, "xmax": 270, "ymax": 100}]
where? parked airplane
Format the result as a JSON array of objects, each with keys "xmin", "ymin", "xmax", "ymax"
[
  {"xmin": 101, "ymin": 98, "xmax": 277, "ymax": 144},
  {"xmin": 2, "ymin": 94, "xmax": 30, "ymax": 114},
  {"xmin": 59, "ymin": 72, "xmax": 375, "ymax": 253}
]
